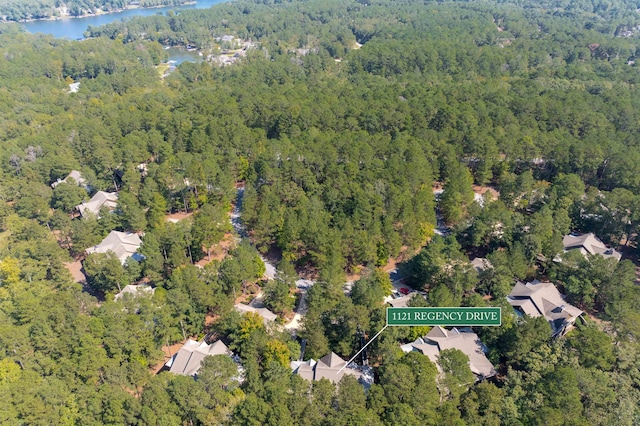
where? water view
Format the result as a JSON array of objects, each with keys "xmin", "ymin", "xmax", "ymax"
[
  {"xmin": 21, "ymin": 0, "xmax": 229, "ymax": 40},
  {"xmin": 164, "ymin": 46, "xmax": 203, "ymax": 65}
]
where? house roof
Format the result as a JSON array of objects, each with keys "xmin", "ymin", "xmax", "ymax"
[
  {"xmin": 85, "ymin": 231, "xmax": 143, "ymax": 264},
  {"xmin": 114, "ymin": 284, "xmax": 154, "ymax": 301},
  {"xmin": 427, "ymin": 325, "xmax": 448, "ymax": 339},
  {"xmin": 234, "ymin": 303, "xmax": 278, "ymax": 323},
  {"xmin": 388, "ymin": 293, "xmax": 416, "ymax": 308},
  {"xmin": 52, "ymin": 170, "xmax": 87, "ymax": 188},
  {"xmin": 402, "ymin": 327, "xmax": 496, "ymax": 379},
  {"xmin": 470, "ymin": 257, "xmax": 493, "ymax": 273},
  {"xmin": 401, "ymin": 339, "xmax": 441, "ymax": 363},
  {"xmin": 562, "ymin": 233, "xmax": 621, "ymax": 261},
  {"xmin": 318, "ymin": 352, "xmax": 346, "ymax": 369},
  {"xmin": 76, "ymin": 191, "xmax": 118, "ymax": 217},
  {"xmin": 167, "ymin": 339, "xmax": 230, "ymax": 376},
  {"xmin": 291, "ymin": 352, "xmax": 363, "ymax": 384},
  {"xmin": 290, "ymin": 359, "xmax": 317, "ymax": 381},
  {"xmin": 507, "ymin": 280, "xmax": 583, "ymax": 335}
]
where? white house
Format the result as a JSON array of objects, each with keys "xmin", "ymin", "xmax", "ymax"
[
  {"xmin": 166, "ymin": 339, "xmax": 231, "ymax": 376},
  {"xmin": 86, "ymin": 231, "xmax": 143, "ymax": 264},
  {"xmin": 76, "ymin": 191, "xmax": 118, "ymax": 217}
]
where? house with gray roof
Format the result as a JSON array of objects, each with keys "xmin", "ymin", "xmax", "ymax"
[
  {"xmin": 166, "ymin": 339, "xmax": 230, "ymax": 376},
  {"xmin": 561, "ymin": 233, "xmax": 621, "ymax": 262},
  {"xmin": 76, "ymin": 191, "xmax": 118, "ymax": 217},
  {"xmin": 86, "ymin": 231, "xmax": 143, "ymax": 265},
  {"xmin": 52, "ymin": 170, "xmax": 87, "ymax": 189},
  {"xmin": 234, "ymin": 303, "xmax": 278, "ymax": 324},
  {"xmin": 291, "ymin": 352, "xmax": 372, "ymax": 386},
  {"xmin": 401, "ymin": 326, "xmax": 496, "ymax": 380},
  {"xmin": 507, "ymin": 280, "xmax": 583, "ymax": 337}
]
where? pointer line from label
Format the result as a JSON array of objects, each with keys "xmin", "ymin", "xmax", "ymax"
[{"xmin": 337, "ymin": 324, "xmax": 388, "ymax": 374}]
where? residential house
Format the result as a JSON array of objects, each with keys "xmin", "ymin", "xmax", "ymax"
[
  {"xmin": 387, "ymin": 293, "xmax": 415, "ymax": 308},
  {"xmin": 473, "ymin": 185, "xmax": 500, "ymax": 207},
  {"xmin": 137, "ymin": 163, "xmax": 148, "ymax": 177},
  {"xmin": 561, "ymin": 233, "xmax": 622, "ymax": 262},
  {"xmin": 76, "ymin": 191, "xmax": 118, "ymax": 217},
  {"xmin": 235, "ymin": 303, "xmax": 277, "ymax": 324},
  {"xmin": 114, "ymin": 284, "xmax": 155, "ymax": 301},
  {"xmin": 166, "ymin": 339, "xmax": 230, "ymax": 376},
  {"xmin": 401, "ymin": 326, "xmax": 496, "ymax": 380},
  {"xmin": 85, "ymin": 231, "xmax": 144, "ymax": 264},
  {"xmin": 507, "ymin": 280, "xmax": 583, "ymax": 337},
  {"xmin": 51, "ymin": 170, "xmax": 87, "ymax": 189},
  {"xmin": 291, "ymin": 352, "xmax": 373, "ymax": 386},
  {"xmin": 470, "ymin": 257, "xmax": 493, "ymax": 273}
]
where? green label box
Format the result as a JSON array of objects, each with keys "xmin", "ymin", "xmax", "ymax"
[{"xmin": 387, "ymin": 307, "xmax": 501, "ymax": 326}]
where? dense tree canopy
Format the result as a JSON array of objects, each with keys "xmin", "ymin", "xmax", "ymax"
[{"xmin": 0, "ymin": 0, "xmax": 640, "ymax": 423}]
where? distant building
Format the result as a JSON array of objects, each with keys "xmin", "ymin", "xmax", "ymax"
[
  {"xmin": 401, "ymin": 326, "xmax": 496, "ymax": 380},
  {"xmin": 76, "ymin": 191, "xmax": 118, "ymax": 217},
  {"xmin": 470, "ymin": 257, "xmax": 493, "ymax": 273},
  {"xmin": 114, "ymin": 284, "xmax": 154, "ymax": 301},
  {"xmin": 68, "ymin": 82, "xmax": 80, "ymax": 93},
  {"xmin": 51, "ymin": 170, "xmax": 87, "ymax": 189},
  {"xmin": 86, "ymin": 231, "xmax": 143, "ymax": 264},
  {"xmin": 137, "ymin": 163, "xmax": 148, "ymax": 177},
  {"xmin": 473, "ymin": 190, "xmax": 500, "ymax": 207},
  {"xmin": 234, "ymin": 303, "xmax": 278, "ymax": 324},
  {"xmin": 507, "ymin": 280, "xmax": 583, "ymax": 337},
  {"xmin": 561, "ymin": 233, "xmax": 621, "ymax": 262},
  {"xmin": 291, "ymin": 352, "xmax": 373, "ymax": 386},
  {"xmin": 166, "ymin": 339, "xmax": 231, "ymax": 376}
]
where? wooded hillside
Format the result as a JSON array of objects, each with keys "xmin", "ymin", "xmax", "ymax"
[{"xmin": 0, "ymin": 0, "xmax": 639, "ymax": 424}]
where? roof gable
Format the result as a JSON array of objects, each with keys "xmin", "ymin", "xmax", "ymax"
[
  {"xmin": 426, "ymin": 326, "xmax": 448, "ymax": 339},
  {"xmin": 318, "ymin": 352, "xmax": 346, "ymax": 369}
]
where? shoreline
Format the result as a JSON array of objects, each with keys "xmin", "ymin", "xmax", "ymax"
[{"xmin": 2, "ymin": 1, "xmax": 197, "ymax": 24}]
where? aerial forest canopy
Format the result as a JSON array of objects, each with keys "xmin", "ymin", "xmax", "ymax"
[{"xmin": 0, "ymin": 0, "xmax": 640, "ymax": 424}]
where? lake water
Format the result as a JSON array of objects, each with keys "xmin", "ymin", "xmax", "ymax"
[
  {"xmin": 164, "ymin": 46, "xmax": 203, "ymax": 65},
  {"xmin": 21, "ymin": 0, "xmax": 229, "ymax": 40}
]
